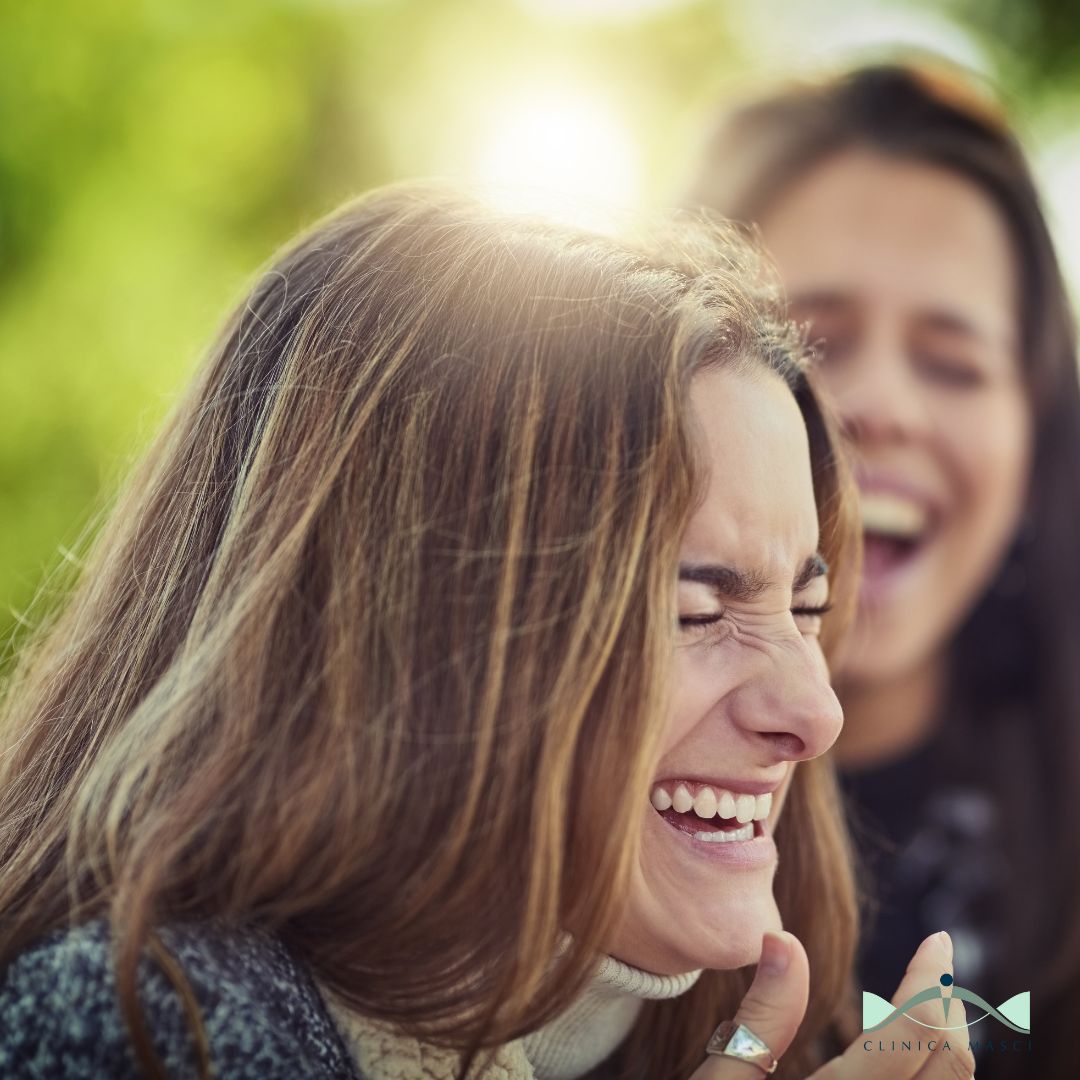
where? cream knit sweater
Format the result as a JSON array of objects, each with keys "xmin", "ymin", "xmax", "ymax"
[{"xmin": 318, "ymin": 955, "xmax": 702, "ymax": 1080}]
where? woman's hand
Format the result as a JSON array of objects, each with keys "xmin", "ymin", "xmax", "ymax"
[{"xmin": 691, "ymin": 930, "xmax": 976, "ymax": 1079}]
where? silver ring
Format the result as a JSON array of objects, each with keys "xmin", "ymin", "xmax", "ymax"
[{"xmin": 705, "ymin": 1021, "xmax": 779, "ymax": 1074}]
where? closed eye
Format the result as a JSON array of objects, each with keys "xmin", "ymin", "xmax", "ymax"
[
  {"xmin": 678, "ymin": 612, "xmax": 725, "ymax": 629},
  {"xmin": 914, "ymin": 351, "xmax": 987, "ymax": 389},
  {"xmin": 792, "ymin": 601, "xmax": 832, "ymax": 636},
  {"xmin": 679, "ymin": 602, "xmax": 832, "ymax": 631},
  {"xmin": 791, "ymin": 603, "xmax": 833, "ymax": 618}
]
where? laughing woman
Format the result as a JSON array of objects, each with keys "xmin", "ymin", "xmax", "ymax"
[
  {"xmin": 685, "ymin": 61, "xmax": 1080, "ymax": 1078},
  {"xmin": 0, "ymin": 185, "xmax": 968, "ymax": 1079}
]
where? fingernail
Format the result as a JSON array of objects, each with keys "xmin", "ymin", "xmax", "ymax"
[
  {"xmin": 937, "ymin": 931, "xmax": 953, "ymax": 960},
  {"xmin": 760, "ymin": 932, "xmax": 790, "ymax": 976}
]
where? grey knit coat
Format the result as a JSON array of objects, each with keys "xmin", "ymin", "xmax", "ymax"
[{"xmin": 0, "ymin": 917, "xmax": 365, "ymax": 1079}]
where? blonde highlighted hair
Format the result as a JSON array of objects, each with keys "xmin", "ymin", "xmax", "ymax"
[{"xmin": 0, "ymin": 183, "xmax": 858, "ymax": 1078}]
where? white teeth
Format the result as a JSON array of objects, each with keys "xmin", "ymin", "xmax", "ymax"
[
  {"xmin": 860, "ymin": 491, "xmax": 929, "ymax": 539},
  {"xmin": 735, "ymin": 794, "xmax": 755, "ymax": 824},
  {"xmin": 671, "ymin": 784, "xmax": 694, "ymax": 814},
  {"xmin": 693, "ymin": 822, "xmax": 754, "ymax": 843},
  {"xmin": 650, "ymin": 783, "xmax": 775, "ymax": 824},
  {"xmin": 692, "ymin": 787, "xmax": 717, "ymax": 819}
]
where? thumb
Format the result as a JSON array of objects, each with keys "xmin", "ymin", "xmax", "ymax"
[{"xmin": 692, "ymin": 931, "xmax": 810, "ymax": 1078}]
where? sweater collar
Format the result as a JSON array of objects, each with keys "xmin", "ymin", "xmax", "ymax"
[
  {"xmin": 318, "ymin": 954, "xmax": 702, "ymax": 1080},
  {"xmin": 521, "ymin": 954, "xmax": 702, "ymax": 1080}
]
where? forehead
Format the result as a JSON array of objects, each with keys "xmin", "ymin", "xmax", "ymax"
[
  {"xmin": 759, "ymin": 150, "xmax": 1017, "ymax": 351},
  {"xmin": 682, "ymin": 368, "xmax": 819, "ymax": 578}
]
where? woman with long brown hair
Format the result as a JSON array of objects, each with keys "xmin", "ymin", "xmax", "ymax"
[
  {"xmin": 0, "ymin": 182, "xmax": 968, "ymax": 1079},
  {"xmin": 686, "ymin": 60, "xmax": 1080, "ymax": 1078}
]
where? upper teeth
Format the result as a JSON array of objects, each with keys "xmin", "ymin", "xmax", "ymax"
[
  {"xmin": 650, "ymin": 783, "xmax": 772, "ymax": 823},
  {"xmin": 860, "ymin": 491, "xmax": 929, "ymax": 540}
]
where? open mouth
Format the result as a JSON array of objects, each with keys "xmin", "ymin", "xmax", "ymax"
[
  {"xmin": 863, "ymin": 531, "xmax": 925, "ymax": 575},
  {"xmin": 860, "ymin": 491, "xmax": 936, "ymax": 591},
  {"xmin": 650, "ymin": 783, "xmax": 770, "ymax": 844}
]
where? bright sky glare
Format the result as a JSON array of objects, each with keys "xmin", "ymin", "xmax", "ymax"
[{"xmin": 473, "ymin": 91, "xmax": 643, "ymax": 231}]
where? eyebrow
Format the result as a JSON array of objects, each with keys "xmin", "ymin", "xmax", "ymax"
[
  {"xmin": 914, "ymin": 310, "xmax": 995, "ymax": 348},
  {"xmin": 789, "ymin": 290, "xmax": 1009, "ymax": 352},
  {"xmin": 678, "ymin": 553, "xmax": 828, "ymax": 601}
]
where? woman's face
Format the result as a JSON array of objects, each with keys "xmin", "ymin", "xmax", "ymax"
[
  {"xmin": 759, "ymin": 150, "xmax": 1032, "ymax": 688},
  {"xmin": 608, "ymin": 367, "xmax": 843, "ymax": 974}
]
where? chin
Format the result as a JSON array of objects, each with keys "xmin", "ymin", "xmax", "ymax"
[
  {"xmin": 621, "ymin": 887, "xmax": 783, "ymax": 975},
  {"xmin": 691, "ymin": 892, "xmax": 783, "ymax": 971}
]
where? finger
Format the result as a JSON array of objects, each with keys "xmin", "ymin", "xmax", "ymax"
[
  {"xmin": 912, "ymin": 1023, "xmax": 976, "ymax": 1080},
  {"xmin": 825, "ymin": 931, "xmax": 960, "ymax": 1080},
  {"xmin": 893, "ymin": 931, "xmax": 959, "ymax": 1031},
  {"xmin": 912, "ymin": 962, "xmax": 975, "ymax": 1080},
  {"xmin": 690, "ymin": 931, "xmax": 809, "ymax": 1079}
]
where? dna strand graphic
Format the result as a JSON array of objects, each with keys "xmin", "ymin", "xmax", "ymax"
[{"xmin": 863, "ymin": 973, "xmax": 1030, "ymax": 1034}]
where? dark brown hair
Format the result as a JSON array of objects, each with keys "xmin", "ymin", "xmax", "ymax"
[
  {"xmin": 686, "ymin": 61, "xmax": 1080, "ymax": 1075},
  {"xmin": 0, "ymin": 183, "xmax": 858, "ymax": 1078}
]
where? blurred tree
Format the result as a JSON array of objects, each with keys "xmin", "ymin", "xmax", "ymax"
[
  {"xmin": 0, "ymin": 0, "xmax": 387, "ymax": 655},
  {"xmin": 949, "ymin": 0, "xmax": 1080, "ymax": 100}
]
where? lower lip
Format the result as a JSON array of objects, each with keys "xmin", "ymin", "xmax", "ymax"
[{"xmin": 656, "ymin": 812, "xmax": 777, "ymax": 869}]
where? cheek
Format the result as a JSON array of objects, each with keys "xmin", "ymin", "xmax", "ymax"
[
  {"xmin": 664, "ymin": 647, "xmax": 743, "ymax": 752},
  {"xmin": 943, "ymin": 393, "xmax": 1031, "ymax": 523},
  {"xmin": 769, "ymin": 771, "xmax": 798, "ymax": 823}
]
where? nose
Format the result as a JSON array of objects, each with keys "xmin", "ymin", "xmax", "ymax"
[
  {"xmin": 822, "ymin": 326, "xmax": 933, "ymax": 447},
  {"xmin": 734, "ymin": 640, "xmax": 844, "ymax": 763}
]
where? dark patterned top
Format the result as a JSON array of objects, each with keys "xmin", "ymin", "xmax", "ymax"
[
  {"xmin": 0, "ymin": 917, "xmax": 364, "ymax": 1079},
  {"xmin": 841, "ymin": 735, "xmax": 1009, "ymax": 1078}
]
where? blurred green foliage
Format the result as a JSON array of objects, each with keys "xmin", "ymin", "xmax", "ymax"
[{"xmin": 1, "ymin": 0, "xmax": 1077, "ymax": 652}]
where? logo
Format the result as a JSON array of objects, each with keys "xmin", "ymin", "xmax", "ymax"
[{"xmin": 863, "ymin": 973, "xmax": 1030, "ymax": 1035}]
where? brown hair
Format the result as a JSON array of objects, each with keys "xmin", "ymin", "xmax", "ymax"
[
  {"xmin": 686, "ymin": 61, "xmax": 1080, "ymax": 1075},
  {"xmin": 0, "ymin": 183, "xmax": 858, "ymax": 1079}
]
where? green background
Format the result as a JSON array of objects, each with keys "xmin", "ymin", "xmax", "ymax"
[{"xmin": 2, "ymin": 0, "xmax": 1078, "ymax": 653}]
